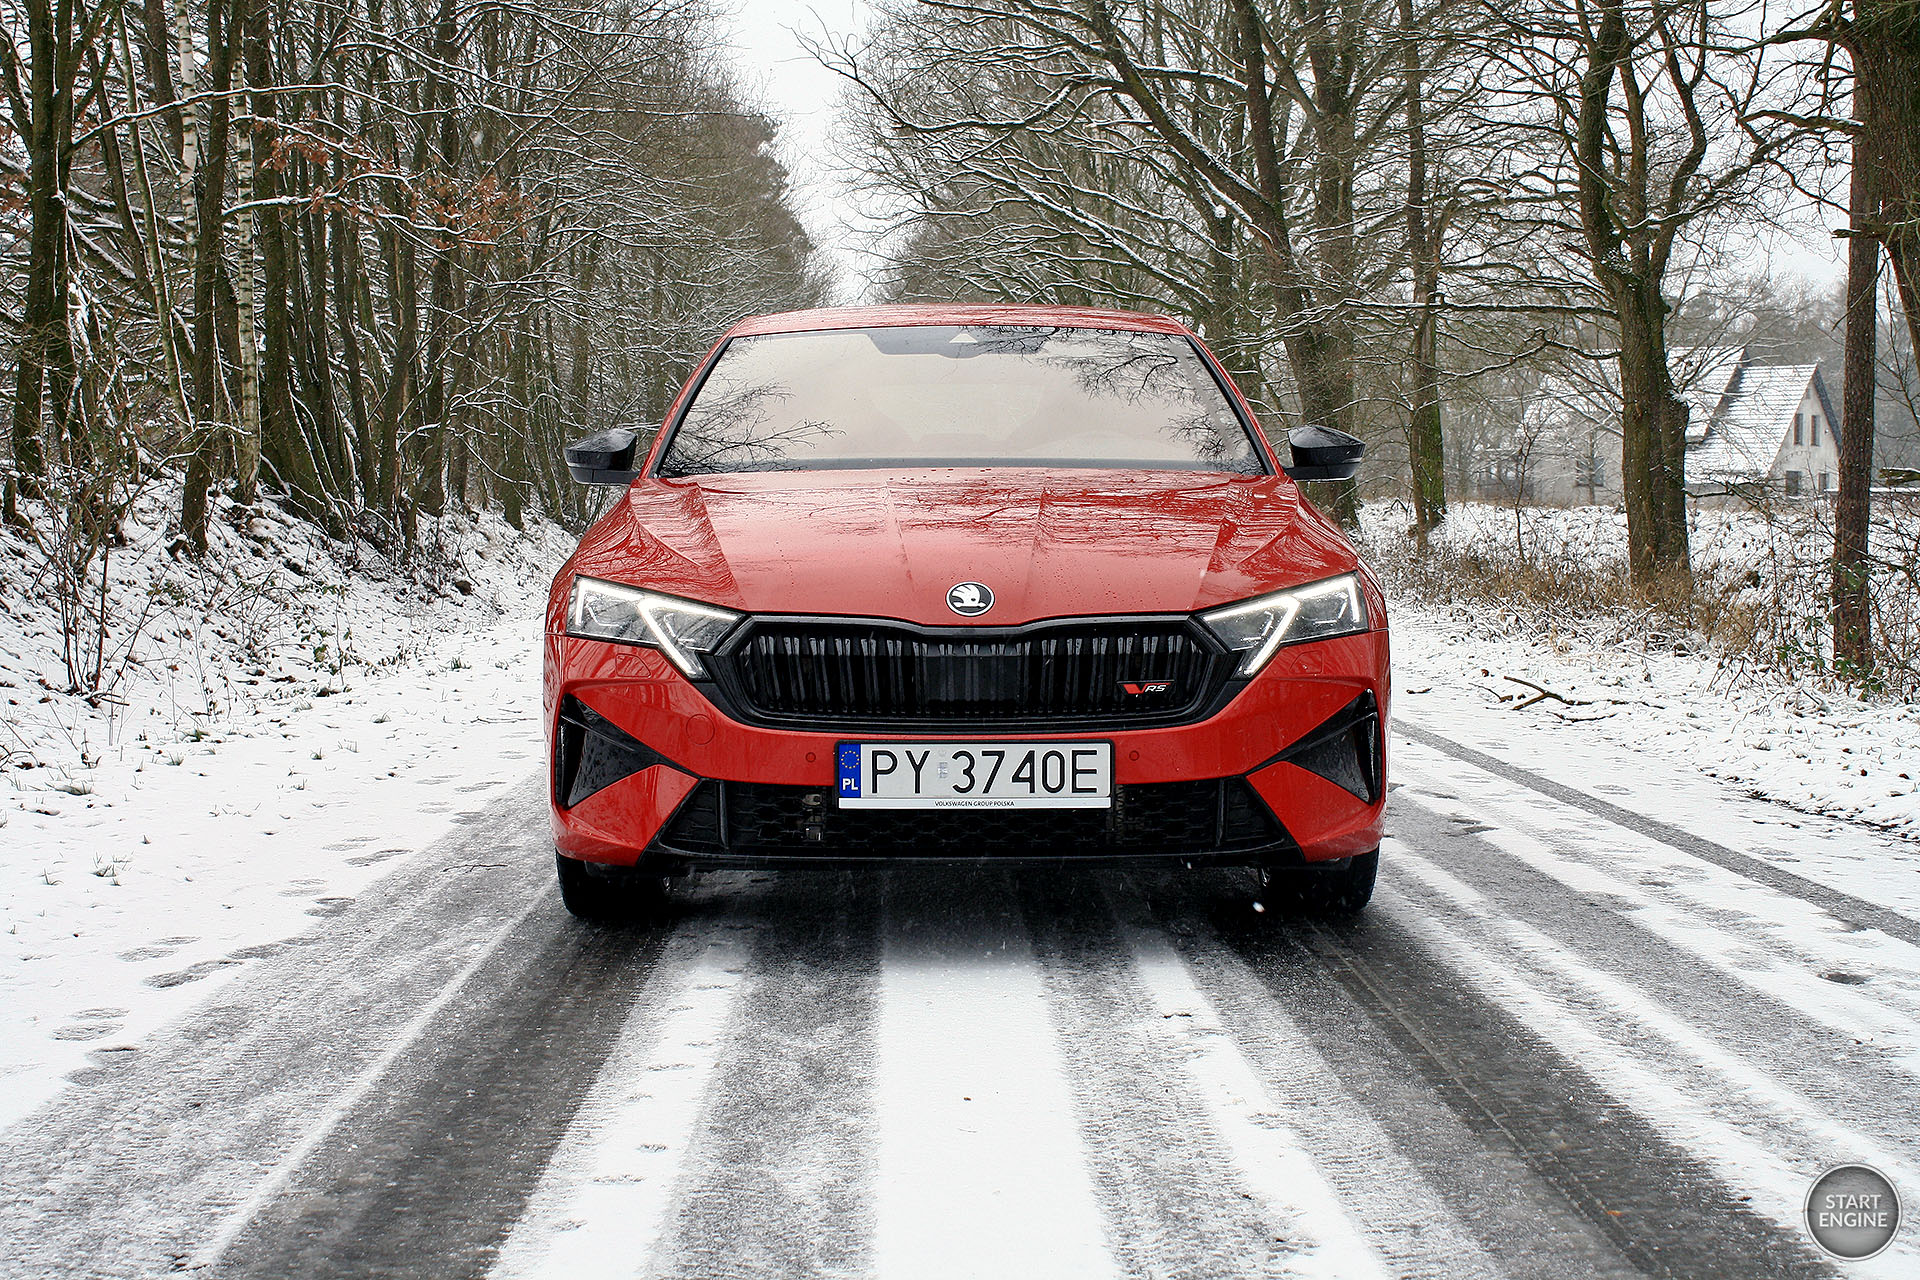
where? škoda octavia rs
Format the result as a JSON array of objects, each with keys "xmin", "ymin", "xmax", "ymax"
[{"xmin": 545, "ymin": 305, "xmax": 1388, "ymax": 919}]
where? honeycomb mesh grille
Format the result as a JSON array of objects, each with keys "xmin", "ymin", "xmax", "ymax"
[{"xmin": 658, "ymin": 777, "xmax": 1289, "ymax": 859}]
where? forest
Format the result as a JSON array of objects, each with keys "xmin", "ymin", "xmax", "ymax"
[
  {"xmin": 3, "ymin": 0, "xmax": 1919, "ymax": 690},
  {"xmin": 821, "ymin": 0, "xmax": 1920, "ymax": 678},
  {"xmin": 1, "ymin": 0, "xmax": 822, "ymax": 651}
]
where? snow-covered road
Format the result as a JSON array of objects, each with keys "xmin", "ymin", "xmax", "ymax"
[{"xmin": 2, "ymin": 709, "xmax": 1915, "ymax": 1278}]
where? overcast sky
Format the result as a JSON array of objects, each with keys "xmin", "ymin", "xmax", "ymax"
[{"xmin": 719, "ymin": 0, "xmax": 878, "ymax": 301}]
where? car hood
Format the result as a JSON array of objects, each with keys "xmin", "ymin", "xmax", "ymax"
[{"xmin": 563, "ymin": 468, "xmax": 1358, "ymax": 626}]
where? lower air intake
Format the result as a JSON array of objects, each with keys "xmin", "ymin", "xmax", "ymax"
[{"xmin": 656, "ymin": 777, "xmax": 1291, "ymax": 859}]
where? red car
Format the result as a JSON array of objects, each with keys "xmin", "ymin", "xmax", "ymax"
[{"xmin": 545, "ymin": 305, "xmax": 1388, "ymax": 919}]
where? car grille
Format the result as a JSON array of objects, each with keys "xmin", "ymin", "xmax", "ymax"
[
  {"xmin": 708, "ymin": 617, "xmax": 1235, "ymax": 730},
  {"xmin": 656, "ymin": 777, "xmax": 1292, "ymax": 860}
]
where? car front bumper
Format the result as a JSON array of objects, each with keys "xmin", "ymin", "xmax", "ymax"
[{"xmin": 545, "ymin": 628, "xmax": 1388, "ymax": 869}]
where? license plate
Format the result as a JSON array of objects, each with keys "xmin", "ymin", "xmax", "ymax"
[{"xmin": 836, "ymin": 742, "xmax": 1112, "ymax": 809}]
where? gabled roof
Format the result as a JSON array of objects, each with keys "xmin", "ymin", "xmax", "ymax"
[
  {"xmin": 1689, "ymin": 364, "xmax": 1825, "ymax": 479},
  {"xmin": 1670, "ymin": 347, "xmax": 1746, "ymax": 444}
]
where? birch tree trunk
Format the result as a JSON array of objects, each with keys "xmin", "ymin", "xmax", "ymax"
[
  {"xmin": 231, "ymin": 29, "xmax": 261, "ymax": 508},
  {"xmin": 178, "ymin": 0, "xmax": 230, "ymax": 552}
]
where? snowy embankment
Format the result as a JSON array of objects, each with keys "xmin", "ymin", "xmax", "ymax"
[
  {"xmin": 0, "ymin": 486, "xmax": 570, "ymax": 1127},
  {"xmin": 1362, "ymin": 502, "xmax": 1920, "ymax": 839}
]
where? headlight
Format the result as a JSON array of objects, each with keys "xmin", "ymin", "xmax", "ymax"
[
  {"xmin": 565, "ymin": 577, "xmax": 740, "ymax": 678},
  {"xmin": 1199, "ymin": 573, "xmax": 1369, "ymax": 676}
]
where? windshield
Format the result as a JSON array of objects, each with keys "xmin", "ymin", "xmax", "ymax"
[{"xmin": 654, "ymin": 325, "xmax": 1265, "ymax": 477}]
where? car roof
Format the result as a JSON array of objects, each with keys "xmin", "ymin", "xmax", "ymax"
[{"xmin": 725, "ymin": 303, "xmax": 1193, "ymax": 338}]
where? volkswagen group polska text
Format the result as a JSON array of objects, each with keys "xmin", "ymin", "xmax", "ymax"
[{"xmin": 545, "ymin": 305, "xmax": 1388, "ymax": 918}]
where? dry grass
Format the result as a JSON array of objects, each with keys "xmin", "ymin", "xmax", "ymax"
[{"xmin": 1358, "ymin": 499, "xmax": 1920, "ymax": 700}]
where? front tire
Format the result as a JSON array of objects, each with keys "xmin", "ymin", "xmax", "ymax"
[
  {"xmin": 1258, "ymin": 849, "xmax": 1378, "ymax": 918},
  {"xmin": 555, "ymin": 851, "xmax": 672, "ymax": 922}
]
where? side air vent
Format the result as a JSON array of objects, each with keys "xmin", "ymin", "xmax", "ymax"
[
  {"xmin": 553, "ymin": 696, "xmax": 680, "ymax": 808},
  {"xmin": 1276, "ymin": 691, "xmax": 1381, "ymax": 804}
]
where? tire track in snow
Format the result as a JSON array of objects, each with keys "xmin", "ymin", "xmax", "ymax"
[
  {"xmin": 1383, "ymin": 785, "xmax": 1920, "ymax": 1181},
  {"xmin": 0, "ymin": 774, "xmax": 557, "ymax": 1280},
  {"xmin": 1368, "ymin": 839, "xmax": 1920, "ymax": 1276},
  {"xmin": 1385, "ymin": 843, "xmax": 1920, "ymax": 1192},
  {"xmin": 1092, "ymin": 876, "xmax": 1515, "ymax": 1280},
  {"xmin": 1361, "ymin": 877, "xmax": 1882, "ymax": 1276},
  {"xmin": 1015, "ymin": 872, "xmax": 1329, "ymax": 1280},
  {"xmin": 485, "ymin": 880, "xmax": 766, "ymax": 1280},
  {"xmin": 1198, "ymin": 885, "xmax": 1834, "ymax": 1279},
  {"xmin": 642, "ymin": 871, "xmax": 883, "ymax": 1280},
  {"xmin": 1396, "ymin": 720, "xmax": 1920, "ymax": 947},
  {"xmin": 1136, "ymin": 874, "xmax": 1647, "ymax": 1280},
  {"xmin": 213, "ymin": 897, "xmax": 671, "ymax": 1278},
  {"xmin": 1391, "ymin": 751, "xmax": 1920, "ymax": 1066}
]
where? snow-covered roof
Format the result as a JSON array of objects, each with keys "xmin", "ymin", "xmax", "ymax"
[
  {"xmin": 1689, "ymin": 363, "xmax": 1822, "ymax": 480},
  {"xmin": 1516, "ymin": 346, "xmax": 1830, "ymax": 483},
  {"xmin": 1669, "ymin": 347, "xmax": 1745, "ymax": 444}
]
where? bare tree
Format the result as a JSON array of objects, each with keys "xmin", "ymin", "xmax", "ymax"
[
  {"xmin": 827, "ymin": 0, "xmax": 1442, "ymax": 527},
  {"xmin": 1473, "ymin": 0, "xmax": 1806, "ymax": 586},
  {"xmin": 1398, "ymin": 0, "xmax": 1447, "ymax": 536},
  {"xmin": 0, "ymin": 0, "xmax": 121, "ymax": 522},
  {"xmin": 1770, "ymin": 2, "xmax": 1920, "ymax": 672}
]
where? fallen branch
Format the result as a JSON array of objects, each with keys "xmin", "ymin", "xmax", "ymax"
[{"xmin": 1502, "ymin": 674, "xmax": 1595, "ymax": 710}]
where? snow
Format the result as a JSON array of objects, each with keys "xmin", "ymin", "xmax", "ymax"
[
  {"xmin": 1375, "ymin": 876, "xmax": 1918, "ymax": 1280},
  {"xmin": 8, "ymin": 491, "xmax": 1914, "ymax": 1144},
  {"xmin": 1673, "ymin": 346, "xmax": 1750, "ymax": 443},
  {"xmin": 1692, "ymin": 363, "xmax": 1820, "ymax": 480},
  {"xmin": 1362, "ymin": 501, "xmax": 1920, "ymax": 839},
  {"xmin": 1376, "ymin": 792, "xmax": 1920, "ymax": 1280},
  {"xmin": 1121, "ymin": 924, "xmax": 1390, "ymax": 1280},
  {"xmin": 4, "ymin": 483, "xmax": 1919, "ymax": 1275},
  {"xmin": 0, "ymin": 483, "xmax": 572, "ymax": 1128},
  {"xmin": 192, "ymin": 885, "xmax": 553, "ymax": 1271},
  {"xmin": 875, "ymin": 892, "xmax": 1113, "ymax": 1278},
  {"xmin": 490, "ymin": 917, "xmax": 753, "ymax": 1280}
]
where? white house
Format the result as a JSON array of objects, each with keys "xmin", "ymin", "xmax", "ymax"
[
  {"xmin": 1503, "ymin": 347, "xmax": 1840, "ymax": 506},
  {"xmin": 1689, "ymin": 360, "xmax": 1841, "ymax": 498}
]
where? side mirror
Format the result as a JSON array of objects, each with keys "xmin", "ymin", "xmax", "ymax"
[
  {"xmin": 565, "ymin": 428, "xmax": 643, "ymax": 486},
  {"xmin": 1282, "ymin": 424, "xmax": 1364, "ymax": 482}
]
